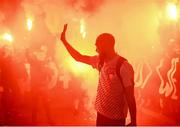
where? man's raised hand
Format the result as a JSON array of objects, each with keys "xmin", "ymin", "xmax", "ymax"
[{"xmin": 60, "ymin": 24, "xmax": 68, "ymax": 43}]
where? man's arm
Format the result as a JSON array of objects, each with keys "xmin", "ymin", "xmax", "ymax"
[
  {"xmin": 124, "ymin": 85, "xmax": 137, "ymax": 126},
  {"xmin": 60, "ymin": 24, "xmax": 92, "ymax": 65},
  {"xmin": 120, "ymin": 62, "xmax": 137, "ymax": 125}
]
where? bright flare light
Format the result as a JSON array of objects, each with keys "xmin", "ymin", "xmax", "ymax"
[
  {"xmin": 2, "ymin": 33, "xmax": 13, "ymax": 42},
  {"xmin": 66, "ymin": 58, "xmax": 90, "ymax": 74},
  {"xmin": 80, "ymin": 18, "xmax": 86, "ymax": 39},
  {"xmin": 166, "ymin": 3, "xmax": 178, "ymax": 21},
  {"xmin": 27, "ymin": 18, "xmax": 33, "ymax": 31}
]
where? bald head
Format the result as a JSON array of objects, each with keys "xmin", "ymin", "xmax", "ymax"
[{"xmin": 95, "ymin": 33, "xmax": 115, "ymax": 54}]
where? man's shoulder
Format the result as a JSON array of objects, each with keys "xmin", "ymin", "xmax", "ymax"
[
  {"xmin": 88, "ymin": 55, "xmax": 99, "ymax": 69},
  {"xmin": 116, "ymin": 55, "xmax": 133, "ymax": 72},
  {"xmin": 116, "ymin": 55, "xmax": 128, "ymax": 66},
  {"xmin": 120, "ymin": 60, "xmax": 134, "ymax": 75}
]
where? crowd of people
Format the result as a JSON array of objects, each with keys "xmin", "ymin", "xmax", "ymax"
[{"xmin": 0, "ymin": 44, "xmax": 93, "ymax": 125}]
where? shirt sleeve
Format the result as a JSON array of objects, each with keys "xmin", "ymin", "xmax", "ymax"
[{"xmin": 120, "ymin": 61, "xmax": 134, "ymax": 87}]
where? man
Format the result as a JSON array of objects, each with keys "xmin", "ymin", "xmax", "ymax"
[
  {"xmin": 26, "ymin": 46, "xmax": 54, "ymax": 125},
  {"xmin": 60, "ymin": 24, "xmax": 136, "ymax": 126},
  {"xmin": 0, "ymin": 45, "xmax": 21, "ymax": 125}
]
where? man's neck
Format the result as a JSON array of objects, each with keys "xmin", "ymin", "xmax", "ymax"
[{"xmin": 104, "ymin": 51, "xmax": 117, "ymax": 62}]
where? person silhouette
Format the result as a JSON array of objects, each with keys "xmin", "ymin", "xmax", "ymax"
[{"xmin": 59, "ymin": 24, "xmax": 136, "ymax": 126}]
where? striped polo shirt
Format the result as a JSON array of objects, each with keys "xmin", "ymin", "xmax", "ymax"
[{"xmin": 90, "ymin": 54, "xmax": 134, "ymax": 120}]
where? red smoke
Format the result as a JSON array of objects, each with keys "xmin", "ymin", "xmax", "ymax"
[
  {"xmin": 0, "ymin": 0, "xmax": 22, "ymax": 25},
  {"xmin": 66, "ymin": 0, "xmax": 105, "ymax": 14}
]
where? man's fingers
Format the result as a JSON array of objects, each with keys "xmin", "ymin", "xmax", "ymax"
[
  {"xmin": 60, "ymin": 24, "xmax": 68, "ymax": 41},
  {"xmin": 63, "ymin": 24, "xmax": 68, "ymax": 33}
]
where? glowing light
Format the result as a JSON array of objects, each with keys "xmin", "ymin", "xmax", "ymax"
[
  {"xmin": 2, "ymin": 33, "xmax": 13, "ymax": 43},
  {"xmin": 166, "ymin": 3, "xmax": 178, "ymax": 21},
  {"xmin": 27, "ymin": 18, "xmax": 33, "ymax": 31},
  {"xmin": 80, "ymin": 18, "xmax": 86, "ymax": 39},
  {"xmin": 65, "ymin": 57, "xmax": 90, "ymax": 75}
]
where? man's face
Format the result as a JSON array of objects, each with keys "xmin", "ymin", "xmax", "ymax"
[
  {"xmin": 95, "ymin": 45, "xmax": 100, "ymax": 54},
  {"xmin": 95, "ymin": 33, "xmax": 115, "ymax": 55},
  {"xmin": 95, "ymin": 43, "xmax": 107, "ymax": 63},
  {"xmin": 95, "ymin": 42, "xmax": 104, "ymax": 54}
]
